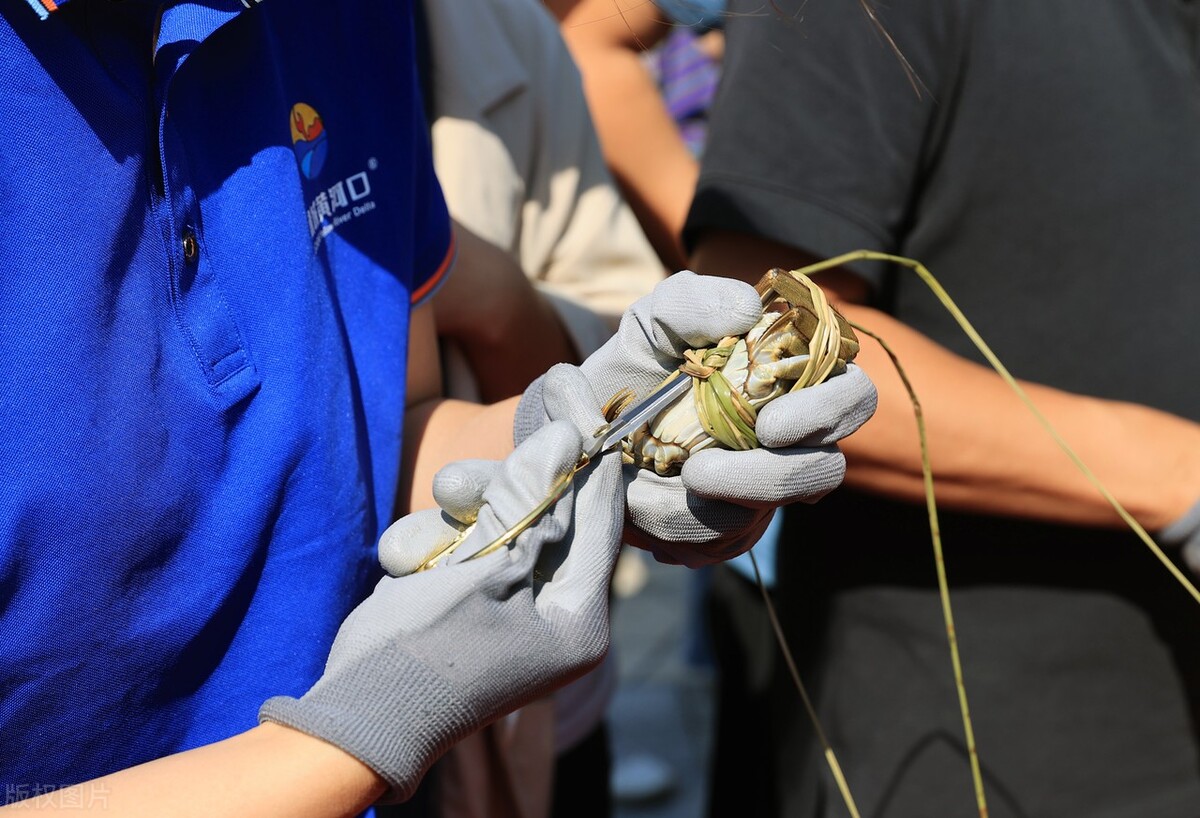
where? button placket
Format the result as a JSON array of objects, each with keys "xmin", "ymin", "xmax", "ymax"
[
  {"xmin": 154, "ymin": 91, "xmax": 259, "ymax": 407},
  {"xmin": 182, "ymin": 227, "xmax": 199, "ymax": 262}
]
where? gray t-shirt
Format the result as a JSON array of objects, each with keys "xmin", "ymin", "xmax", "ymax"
[{"xmin": 687, "ymin": 1, "xmax": 1200, "ymax": 815}]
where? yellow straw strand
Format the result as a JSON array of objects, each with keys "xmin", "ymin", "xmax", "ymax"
[
  {"xmin": 825, "ymin": 250, "xmax": 1200, "ymax": 607},
  {"xmin": 848, "ymin": 320, "xmax": 990, "ymax": 818},
  {"xmin": 749, "ymin": 549, "xmax": 863, "ymax": 818},
  {"xmin": 414, "ymin": 454, "xmax": 586, "ymax": 572}
]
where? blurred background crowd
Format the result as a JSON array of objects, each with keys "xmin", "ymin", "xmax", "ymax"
[{"xmin": 401, "ymin": 1, "xmax": 1200, "ymax": 816}]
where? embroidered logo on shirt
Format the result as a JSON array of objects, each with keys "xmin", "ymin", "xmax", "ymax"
[
  {"xmin": 289, "ymin": 103, "xmax": 379, "ymax": 250},
  {"xmin": 290, "ymin": 103, "xmax": 328, "ymax": 180}
]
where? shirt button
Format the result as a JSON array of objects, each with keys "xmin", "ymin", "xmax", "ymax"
[{"xmin": 182, "ymin": 229, "xmax": 199, "ymax": 262}]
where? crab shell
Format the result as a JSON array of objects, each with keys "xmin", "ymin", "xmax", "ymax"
[{"xmin": 624, "ymin": 305, "xmax": 825, "ymax": 476}]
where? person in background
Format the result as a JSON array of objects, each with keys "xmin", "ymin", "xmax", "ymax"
[
  {"xmin": 545, "ymin": 0, "xmax": 708, "ymax": 271},
  {"xmin": 423, "ymin": 0, "xmax": 664, "ymax": 404},
  {"xmin": 686, "ymin": 1, "xmax": 1200, "ymax": 816},
  {"xmin": 644, "ymin": 2, "xmax": 724, "ymax": 158},
  {"xmin": 415, "ymin": 0, "xmax": 664, "ymax": 816},
  {"xmin": 1, "ymin": 0, "xmax": 878, "ymax": 813}
]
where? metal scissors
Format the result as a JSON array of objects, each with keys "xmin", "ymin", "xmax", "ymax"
[{"xmin": 415, "ymin": 373, "xmax": 694, "ymax": 571}]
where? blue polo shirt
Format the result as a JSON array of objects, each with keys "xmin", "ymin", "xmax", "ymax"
[{"xmin": 0, "ymin": 0, "xmax": 452, "ymax": 790}]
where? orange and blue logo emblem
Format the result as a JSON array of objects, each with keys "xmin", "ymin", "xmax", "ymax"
[{"xmin": 290, "ymin": 103, "xmax": 328, "ymax": 180}]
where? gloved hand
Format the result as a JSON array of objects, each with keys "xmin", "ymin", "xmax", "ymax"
[
  {"xmin": 515, "ymin": 271, "xmax": 878, "ymax": 567},
  {"xmin": 1160, "ymin": 499, "xmax": 1200, "ymax": 576},
  {"xmin": 259, "ymin": 399, "xmax": 623, "ymax": 802}
]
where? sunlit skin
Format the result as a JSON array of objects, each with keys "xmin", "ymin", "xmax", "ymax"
[
  {"xmin": 691, "ymin": 230, "xmax": 1200, "ymax": 531},
  {"xmin": 544, "ymin": 0, "xmax": 697, "ymax": 271}
]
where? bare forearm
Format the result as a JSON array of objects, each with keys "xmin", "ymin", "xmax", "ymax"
[
  {"xmin": 403, "ymin": 299, "xmax": 526, "ymax": 515},
  {"xmin": 692, "ymin": 231, "xmax": 1200, "ymax": 531},
  {"xmin": 550, "ymin": 0, "xmax": 696, "ymax": 270},
  {"xmin": 838, "ymin": 303, "xmax": 1200, "ymax": 529},
  {"xmin": 574, "ymin": 51, "xmax": 696, "ymax": 270},
  {"xmin": 401, "ymin": 396, "xmax": 521, "ymax": 513},
  {"xmin": 2, "ymin": 724, "xmax": 385, "ymax": 818}
]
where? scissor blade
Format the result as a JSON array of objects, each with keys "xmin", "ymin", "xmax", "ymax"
[{"xmin": 584, "ymin": 373, "xmax": 693, "ymax": 461}]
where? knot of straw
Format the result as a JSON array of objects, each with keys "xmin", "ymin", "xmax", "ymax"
[{"xmin": 679, "ymin": 336, "xmax": 760, "ymax": 451}]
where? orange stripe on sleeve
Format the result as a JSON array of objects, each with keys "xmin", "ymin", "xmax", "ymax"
[{"xmin": 410, "ymin": 235, "xmax": 455, "ymax": 305}]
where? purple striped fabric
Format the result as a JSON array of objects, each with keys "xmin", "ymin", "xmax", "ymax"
[{"xmin": 656, "ymin": 28, "xmax": 721, "ymax": 156}]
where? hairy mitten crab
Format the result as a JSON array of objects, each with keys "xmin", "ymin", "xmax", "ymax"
[{"xmin": 609, "ymin": 269, "xmax": 860, "ymax": 476}]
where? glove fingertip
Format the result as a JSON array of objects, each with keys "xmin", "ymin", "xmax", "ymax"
[
  {"xmin": 433, "ymin": 460, "xmax": 499, "ymax": 523},
  {"xmin": 755, "ymin": 367, "xmax": 878, "ymax": 448},
  {"xmin": 653, "ymin": 272, "xmax": 763, "ymax": 345},
  {"xmin": 379, "ymin": 510, "xmax": 462, "ymax": 577},
  {"xmin": 841, "ymin": 365, "xmax": 880, "ymax": 420}
]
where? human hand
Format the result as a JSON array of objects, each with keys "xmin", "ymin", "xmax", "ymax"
[
  {"xmin": 1160, "ymin": 499, "xmax": 1200, "ymax": 576},
  {"xmin": 259, "ymin": 410, "xmax": 623, "ymax": 802},
  {"xmin": 514, "ymin": 271, "xmax": 878, "ymax": 567}
]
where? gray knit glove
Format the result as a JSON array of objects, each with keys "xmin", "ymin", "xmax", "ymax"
[
  {"xmin": 260, "ymin": 412, "xmax": 622, "ymax": 802},
  {"xmin": 515, "ymin": 271, "xmax": 877, "ymax": 567},
  {"xmin": 1160, "ymin": 499, "xmax": 1200, "ymax": 576}
]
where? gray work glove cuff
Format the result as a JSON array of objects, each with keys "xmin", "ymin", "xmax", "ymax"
[{"xmin": 260, "ymin": 654, "xmax": 479, "ymax": 803}]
